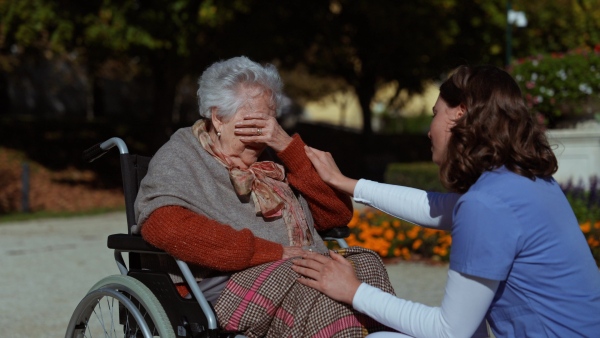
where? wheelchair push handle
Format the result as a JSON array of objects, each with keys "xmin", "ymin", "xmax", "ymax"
[{"xmin": 82, "ymin": 137, "xmax": 129, "ymax": 162}]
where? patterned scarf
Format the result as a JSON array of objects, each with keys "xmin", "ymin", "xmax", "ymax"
[{"xmin": 192, "ymin": 119, "xmax": 313, "ymax": 247}]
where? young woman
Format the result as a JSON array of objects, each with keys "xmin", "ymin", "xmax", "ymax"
[{"xmin": 292, "ymin": 65, "xmax": 600, "ymax": 337}]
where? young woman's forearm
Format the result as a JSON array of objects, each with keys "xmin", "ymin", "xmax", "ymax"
[
  {"xmin": 353, "ymin": 269, "xmax": 497, "ymax": 337},
  {"xmin": 353, "ymin": 179, "xmax": 460, "ymax": 230}
]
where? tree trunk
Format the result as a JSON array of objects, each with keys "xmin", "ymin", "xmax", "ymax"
[
  {"xmin": 356, "ymin": 82, "xmax": 374, "ymax": 139},
  {"xmin": 355, "ymin": 78, "xmax": 380, "ymax": 180}
]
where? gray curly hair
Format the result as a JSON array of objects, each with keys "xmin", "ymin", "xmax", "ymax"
[{"xmin": 197, "ymin": 56, "xmax": 285, "ymax": 119}]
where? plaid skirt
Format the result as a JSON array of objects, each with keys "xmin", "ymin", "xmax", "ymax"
[{"xmin": 214, "ymin": 246, "xmax": 396, "ymax": 338}]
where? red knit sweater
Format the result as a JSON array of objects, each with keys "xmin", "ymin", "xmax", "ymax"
[{"xmin": 141, "ymin": 134, "xmax": 353, "ymax": 273}]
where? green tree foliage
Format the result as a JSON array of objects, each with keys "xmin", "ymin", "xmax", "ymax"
[
  {"xmin": 210, "ymin": 0, "xmax": 509, "ymax": 136},
  {"xmin": 510, "ymin": 0, "xmax": 600, "ymax": 57},
  {"xmin": 0, "ymin": 0, "xmax": 248, "ymax": 58},
  {"xmin": 1, "ymin": 0, "xmax": 250, "ymax": 145},
  {"xmin": 1, "ymin": 0, "xmax": 599, "ymax": 138}
]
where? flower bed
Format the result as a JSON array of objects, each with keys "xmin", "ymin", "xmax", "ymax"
[
  {"xmin": 340, "ymin": 209, "xmax": 452, "ymax": 263},
  {"xmin": 580, "ymin": 220, "xmax": 600, "ymax": 265},
  {"xmin": 342, "ymin": 207, "xmax": 600, "ymax": 267}
]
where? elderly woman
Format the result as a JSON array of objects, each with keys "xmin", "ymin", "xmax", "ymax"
[{"xmin": 134, "ymin": 56, "xmax": 394, "ymax": 337}]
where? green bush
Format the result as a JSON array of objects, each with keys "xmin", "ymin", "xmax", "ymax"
[
  {"xmin": 377, "ymin": 111, "xmax": 432, "ymax": 135},
  {"xmin": 510, "ymin": 45, "xmax": 600, "ymax": 127},
  {"xmin": 384, "ymin": 162, "xmax": 445, "ymax": 192}
]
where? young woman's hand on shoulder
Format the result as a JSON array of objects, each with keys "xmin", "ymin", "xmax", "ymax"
[{"xmin": 304, "ymin": 146, "xmax": 358, "ymax": 196}]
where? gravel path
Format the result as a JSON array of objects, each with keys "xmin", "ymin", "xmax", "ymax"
[{"xmin": 0, "ymin": 212, "xmax": 448, "ymax": 338}]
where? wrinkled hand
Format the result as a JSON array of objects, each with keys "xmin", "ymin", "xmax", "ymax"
[
  {"xmin": 291, "ymin": 250, "xmax": 361, "ymax": 305},
  {"xmin": 304, "ymin": 146, "xmax": 357, "ymax": 195},
  {"xmin": 235, "ymin": 113, "xmax": 292, "ymax": 152},
  {"xmin": 282, "ymin": 246, "xmax": 306, "ymax": 260}
]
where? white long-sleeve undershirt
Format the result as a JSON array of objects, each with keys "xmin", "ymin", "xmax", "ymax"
[
  {"xmin": 354, "ymin": 270, "xmax": 498, "ymax": 338},
  {"xmin": 352, "ymin": 179, "xmax": 499, "ymax": 337},
  {"xmin": 353, "ymin": 179, "xmax": 460, "ymax": 231}
]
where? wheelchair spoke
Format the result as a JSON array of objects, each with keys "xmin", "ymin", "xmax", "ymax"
[
  {"xmin": 135, "ymin": 298, "xmax": 157, "ymax": 336},
  {"xmin": 83, "ymin": 295, "xmax": 140, "ymax": 338},
  {"xmin": 66, "ymin": 276, "xmax": 174, "ymax": 338},
  {"xmin": 107, "ymin": 296, "xmax": 116, "ymax": 337},
  {"xmin": 92, "ymin": 298, "xmax": 110, "ymax": 337},
  {"xmin": 92, "ymin": 299, "xmax": 102, "ymax": 330}
]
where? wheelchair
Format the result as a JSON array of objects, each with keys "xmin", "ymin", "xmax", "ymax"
[{"xmin": 65, "ymin": 137, "xmax": 351, "ymax": 338}]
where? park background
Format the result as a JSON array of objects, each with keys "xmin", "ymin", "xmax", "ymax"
[{"xmin": 1, "ymin": 0, "xmax": 600, "ymax": 265}]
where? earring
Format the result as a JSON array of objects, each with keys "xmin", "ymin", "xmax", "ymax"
[{"xmin": 217, "ymin": 131, "xmax": 221, "ymax": 139}]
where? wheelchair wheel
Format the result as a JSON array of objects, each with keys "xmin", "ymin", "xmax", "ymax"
[{"xmin": 65, "ymin": 275, "xmax": 175, "ymax": 338}]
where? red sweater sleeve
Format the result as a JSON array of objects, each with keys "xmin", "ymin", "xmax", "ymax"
[
  {"xmin": 277, "ymin": 134, "xmax": 353, "ymax": 230},
  {"xmin": 141, "ymin": 205, "xmax": 283, "ymax": 271}
]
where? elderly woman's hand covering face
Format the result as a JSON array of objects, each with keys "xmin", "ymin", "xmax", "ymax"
[{"xmin": 210, "ymin": 88, "xmax": 292, "ymax": 169}]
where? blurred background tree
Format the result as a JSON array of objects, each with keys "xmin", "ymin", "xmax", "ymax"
[
  {"xmin": 0, "ymin": 0, "xmax": 505, "ymax": 136},
  {"xmin": 1, "ymin": 0, "xmax": 599, "ymax": 179},
  {"xmin": 510, "ymin": 0, "xmax": 600, "ymax": 55},
  {"xmin": 1, "ymin": 0, "xmax": 251, "ymax": 146},
  {"xmin": 5, "ymin": 0, "xmax": 598, "ymax": 133}
]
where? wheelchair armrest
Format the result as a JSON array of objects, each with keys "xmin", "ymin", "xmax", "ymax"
[
  {"xmin": 107, "ymin": 233, "xmax": 165, "ymax": 253},
  {"xmin": 318, "ymin": 226, "xmax": 350, "ymax": 239},
  {"xmin": 107, "ymin": 227, "xmax": 350, "ymax": 254}
]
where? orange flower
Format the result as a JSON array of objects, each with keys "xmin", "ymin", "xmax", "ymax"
[
  {"xmin": 384, "ymin": 229, "xmax": 395, "ymax": 241},
  {"xmin": 437, "ymin": 247, "xmax": 448, "ymax": 257},
  {"xmin": 412, "ymin": 239, "xmax": 423, "ymax": 250},
  {"xmin": 359, "ymin": 224, "xmax": 371, "ymax": 236},
  {"xmin": 439, "ymin": 235, "xmax": 452, "ymax": 246},
  {"xmin": 401, "ymin": 247, "xmax": 411, "ymax": 260},
  {"xmin": 371, "ymin": 227, "xmax": 384, "ymax": 236},
  {"xmin": 407, "ymin": 227, "xmax": 420, "ymax": 240},
  {"xmin": 422, "ymin": 229, "xmax": 437, "ymax": 239},
  {"xmin": 580, "ymin": 222, "xmax": 591, "ymax": 234},
  {"xmin": 357, "ymin": 232, "xmax": 365, "ymax": 242},
  {"xmin": 348, "ymin": 211, "xmax": 360, "ymax": 227}
]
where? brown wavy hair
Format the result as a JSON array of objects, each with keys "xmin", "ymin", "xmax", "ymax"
[{"xmin": 438, "ymin": 65, "xmax": 558, "ymax": 193}]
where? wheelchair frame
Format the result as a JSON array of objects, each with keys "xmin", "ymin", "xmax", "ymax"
[{"xmin": 65, "ymin": 137, "xmax": 350, "ymax": 338}]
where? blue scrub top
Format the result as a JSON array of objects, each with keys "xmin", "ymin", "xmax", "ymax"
[{"xmin": 449, "ymin": 167, "xmax": 600, "ymax": 337}]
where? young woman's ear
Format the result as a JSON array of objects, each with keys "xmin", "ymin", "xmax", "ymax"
[{"xmin": 455, "ymin": 105, "xmax": 466, "ymax": 119}]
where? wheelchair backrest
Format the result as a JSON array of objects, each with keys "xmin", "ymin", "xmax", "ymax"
[
  {"xmin": 119, "ymin": 154, "xmax": 151, "ymax": 234},
  {"xmin": 117, "ymin": 154, "xmax": 152, "ymax": 270}
]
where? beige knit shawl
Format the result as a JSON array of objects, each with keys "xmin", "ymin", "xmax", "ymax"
[{"xmin": 133, "ymin": 125, "xmax": 327, "ymax": 282}]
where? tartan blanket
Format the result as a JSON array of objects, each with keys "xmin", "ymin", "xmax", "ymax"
[{"xmin": 214, "ymin": 247, "xmax": 396, "ymax": 338}]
